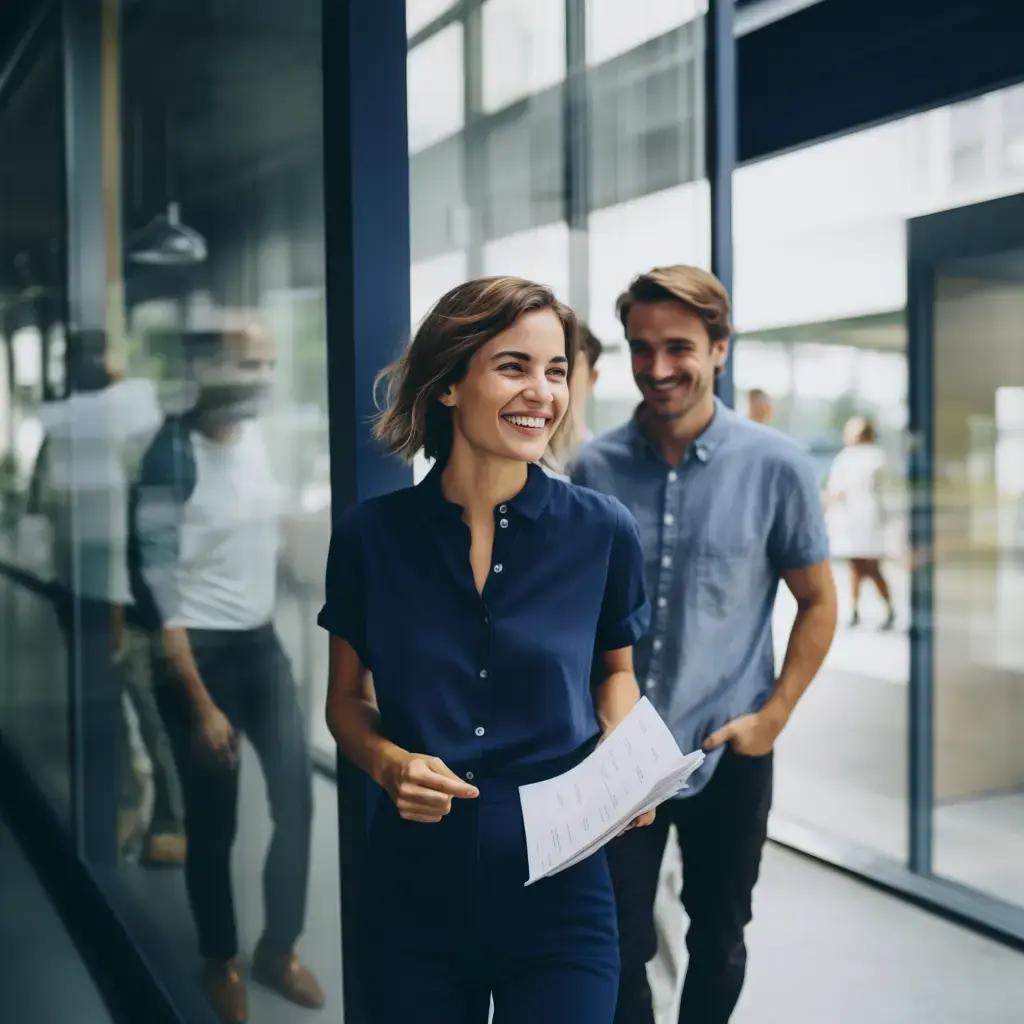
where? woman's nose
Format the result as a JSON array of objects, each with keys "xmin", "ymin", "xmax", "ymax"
[{"xmin": 524, "ymin": 374, "xmax": 554, "ymax": 404}]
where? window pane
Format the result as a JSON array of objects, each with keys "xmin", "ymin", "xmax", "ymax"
[
  {"xmin": 97, "ymin": 3, "xmax": 339, "ymax": 1017},
  {"xmin": 588, "ymin": 12, "xmax": 705, "ymax": 211},
  {"xmin": 586, "ymin": 0, "xmax": 706, "ymax": 67},
  {"xmin": 408, "ymin": 24, "xmax": 465, "ymax": 153},
  {"xmin": 0, "ymin": 34, "xmax": 71, "ymax": 825},
  {"xmin": 482, "ymin": 0, "xmax": 565, "ymax": 113},
  {"xmin": 407, "ymin": 0, "xmax": 456, "ymax": 38}
]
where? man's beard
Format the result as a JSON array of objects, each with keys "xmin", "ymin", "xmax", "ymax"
[{"xmin": 647, "ymin": 374, "xmax": 708, "ymax": 420}]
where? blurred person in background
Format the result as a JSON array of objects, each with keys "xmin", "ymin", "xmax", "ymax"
[
  {"xmin": 32, "ymin": 332, "xmax": 186, "ymax": 866},
  {"xmin": 571, "ymin": 322, "xmax": 603, "ymax": 443},
  {"xmin": 573, "ymin": 265, "xmax": 837, "ymax": 1024},
  {"xmin": 547, "ymin": 320, "xmax": 604, "ymax": 475},
  {"xmin": 745, "ymin": 387, "xmax": 774, "ymax": 426},
  {"xmin": 825, "ymin": 415, "xmax": 895, "ymax": 629},
  {"xmin": 130, "ymin": 324, "xmax": 322, "ymax": 1024}
]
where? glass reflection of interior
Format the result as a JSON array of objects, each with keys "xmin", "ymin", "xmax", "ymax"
[{"xmin": 931, "ymin": 257, "xmax": 1024, "ymax": 909}]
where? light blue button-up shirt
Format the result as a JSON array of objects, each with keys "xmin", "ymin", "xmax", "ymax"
[{"xmin": 571, "ymin": 399, "xmax": 829, "ymax": 796}]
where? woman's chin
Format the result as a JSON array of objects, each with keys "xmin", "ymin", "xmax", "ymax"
[{"xmin": 494, "ymin": 435, "xmax": 550, "ymax": 463}]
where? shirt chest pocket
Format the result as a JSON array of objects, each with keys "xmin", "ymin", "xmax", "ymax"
[{"xmin": 693, "ymin": 540, "xmax": 757, "ymax": 619}]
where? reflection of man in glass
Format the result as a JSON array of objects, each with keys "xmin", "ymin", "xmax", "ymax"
[{"xmin": 130, "ymin": 325, "xmax": 323, "ymax": 1024}]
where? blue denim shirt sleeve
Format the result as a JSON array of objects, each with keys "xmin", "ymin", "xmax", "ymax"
[
  {"xmin": 767, "ymin": 451, "xmax": 831, "ymax": 571},
  {"xmin": 318, "ymin": 506, "xmax": 369, "ymax": 667},
  {"xmin": 596, "ymin": 499, "xmax": 652, "ymax": 651}
]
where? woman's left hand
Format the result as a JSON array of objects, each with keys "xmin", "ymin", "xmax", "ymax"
[{"xmin": 619, "ymin": 809, "xmax": 656, "ymax": 836}]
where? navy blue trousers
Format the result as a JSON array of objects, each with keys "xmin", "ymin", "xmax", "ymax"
[{"xmin": 357, "ymin": 757, "xmax": 620, "ymax": 1024}]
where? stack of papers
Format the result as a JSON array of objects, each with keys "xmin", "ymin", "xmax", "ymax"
[{"xmin": 519, "ymin": 698, "xmax": 705, "ymax": 886}]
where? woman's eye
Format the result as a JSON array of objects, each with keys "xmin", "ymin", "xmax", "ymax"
[
  {"xmin": 548, "ymin": 367, "xmax": 567, "ymax": 379},
  {"xmin": 498, "ymin": 362, "xmax": 523, "ymax": 374}
]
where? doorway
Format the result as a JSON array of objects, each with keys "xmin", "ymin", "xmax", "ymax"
[{"xmin": 907, "ymin": 193, "xmax": 1024, "ymax": 916}]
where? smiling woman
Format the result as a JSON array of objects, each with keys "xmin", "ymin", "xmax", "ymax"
[{"xmin": 320, "ymin": 274, "xmax": 654, "ymax": 1023}]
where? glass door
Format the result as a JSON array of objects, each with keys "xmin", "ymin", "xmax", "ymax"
[{"xmin": 907, "ymin": 193, "xmax": 1024, "ymax": 916}]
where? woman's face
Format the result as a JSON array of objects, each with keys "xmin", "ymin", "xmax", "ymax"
[{"xmin": 444, "ymin": 308, "xmax": 570, "ymax": 464}]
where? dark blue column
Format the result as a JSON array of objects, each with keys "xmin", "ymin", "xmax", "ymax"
[
  {"xmin": 323, "ymin": 4, "xmax": 412, "ymax": 1021},
  {"xmin": 708, "ymin": 0, "xmax": 736, "ymax": 408}
]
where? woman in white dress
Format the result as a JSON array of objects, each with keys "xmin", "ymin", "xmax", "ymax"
[{"xmin": 825, "ymin": 416, "xmax": 895, "ymax": 629}]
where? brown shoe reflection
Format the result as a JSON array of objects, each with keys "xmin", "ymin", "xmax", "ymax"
[
  {"xmin": 140, "ymin": 833, "xmax": 187, "ymax": 867},
  {"xmin": 251, "ymin": 947, "xmax": 325, "ymax": 1009},
  {"xmin": 202, "ymin": 958, "xmax": 248, "ymax": 1024}
]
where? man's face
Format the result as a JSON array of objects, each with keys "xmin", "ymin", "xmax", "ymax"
[
  {"xmin": 626, "ymin": 300, "xmax": 728, "ymax": 421},
  {"xmin": 197, "ymin": 326, "xmax": 277, "ymax": 421}
]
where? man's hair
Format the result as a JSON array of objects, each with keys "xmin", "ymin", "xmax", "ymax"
[
  {"xmin": 374, "ymin": 276, "xmax": 578, "ymax": 464},
  {"xmin": 616, "ymin": 265, "xmax": 732, "ymax": 377},
  {"xmin": 577, "ymin": 323, "xmax": 603, "ymax": 370},
  {"xmin": 748, "ymin": 388, "xmax": 770, "ymax": 404}
]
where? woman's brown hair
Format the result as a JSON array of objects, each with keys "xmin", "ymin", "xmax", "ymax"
[{"xmin": 374, "ymin": 276, "xmax": 578, "ymax": 464}]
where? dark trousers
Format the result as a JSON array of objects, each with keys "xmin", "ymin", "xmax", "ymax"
[
  {"xmin": 607, "ymin": 748, "xmax": 773, "ymax": 1024},
  {"xmin": 155, "ymin": 624, "xmax": 313, "ymax": 961},
  {"xmin": 358, "ymin": 754, "xmax": 620, "ymax": 1023}
]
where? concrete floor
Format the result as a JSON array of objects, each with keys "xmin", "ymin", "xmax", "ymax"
[
  {"xmin": 115, "ymin": 763, "xmax": 1024, "ymax": 1024},
  {"xmin": 651, "ymin": 833, "xmax": 1024, "ymax": 1024},
  {"xmin": 0, "ymin": 817, "xmax": 114, "ymax": 1024}
]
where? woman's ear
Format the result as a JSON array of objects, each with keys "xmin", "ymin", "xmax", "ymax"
[{"xmin": 438, "ymin": 385, "xmax": 456, "ymax": 408}]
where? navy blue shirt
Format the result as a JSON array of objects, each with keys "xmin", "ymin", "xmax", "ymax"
[{"xmin": 317, "ymin": 462, "xmax": 650, "ymax": 776}]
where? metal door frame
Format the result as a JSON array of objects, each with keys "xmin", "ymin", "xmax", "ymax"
[{"xmin": 906, "ymin": 190, "xmax": 1024, "ymax": 896}]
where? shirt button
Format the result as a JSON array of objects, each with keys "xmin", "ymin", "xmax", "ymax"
[
  {"xmin": 499, "ymin": 518, "xmax": 509, "ymax": 529},
  {"xmin": 479, "ymin": 669, "xmax": 488, "ymax": 679},
  {"xmin": 662, "ymin": 555, "xmax": 672, "ymax": 569},
  {"xmin": 658, "ymin": 596, "xmax": 668, "ymax": 609},
  {"xmin": 653, "ymin": 637, "xmax": 663, "ymax": 651},
  {"xmin": 498, "ymin": 504, "xmax": 508, "ymax": 514},
  {"xmin": 465, "ymin": 771, "xmax": 475, "ymax": 781},
  {"xmin": 475, "ymin": 726, "xmax": 486, "ymax": 737},
  {"xmin": 646, "ymin": 678, "xmax": 657, "ymax": 691},
  {"xmin": 493, "ymin": 563, "xmax": 503, "ymax": 573},
  {"xmin": 664, "ymin": 513, "xmax": 674, "ymax": 526},
  {"xmin": 668, "ymin": 471, "xmax": 678, "ymax": 483}
]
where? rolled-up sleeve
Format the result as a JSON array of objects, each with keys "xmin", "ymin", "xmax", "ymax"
[
  {"xmin": 596, "ymin": 500, "xmax": 651, "ymax": 651},
  {"xmin": 317, "ymin": 507, "xmax": 369, "ymax": 667},
  {"xmin": 767, "ymin": 453, "xmax": 831, "ymax": 571}
]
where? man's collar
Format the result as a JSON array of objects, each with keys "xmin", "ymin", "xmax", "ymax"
[
  {"xmin": 418, "ymin": 460, "xmax": 551, "ymax": 520},
  {"xmin": 629, "ymin": 396, "xmax": 734, "ymax": 464}
]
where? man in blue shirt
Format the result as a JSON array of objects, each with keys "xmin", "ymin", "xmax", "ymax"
[{"xmin": 572, "ymin": 265, "xmax": 837, "ymax": 1024}]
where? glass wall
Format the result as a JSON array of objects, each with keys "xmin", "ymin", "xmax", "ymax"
[
  {"xmin": 733, "ymin": 81, "xmax": 1024, "ymax": 907},
  {"xmin": 37, "ymin": 1, "xmax": 337, "ymax": 1019},
  {"xmin": 930, "ymin": 261, "xmax": 1024, "ymax": 909},
  {"xmin": 0, "ymin": 32, "xmax": 71, "ymax": 824}
]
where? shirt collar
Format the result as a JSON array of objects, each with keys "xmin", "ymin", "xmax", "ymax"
[
  {"xmin": 418, "ymin": 460, "xmax": 551, "ymax": 521},
  {"xmin": 629, "ymin": 396, "xmax": 734, "ymax": 465}
]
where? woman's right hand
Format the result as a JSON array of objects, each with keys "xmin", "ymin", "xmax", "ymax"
[{"xmin": 380, "ymin": 752, "xmax": 479, "ymax": 822}]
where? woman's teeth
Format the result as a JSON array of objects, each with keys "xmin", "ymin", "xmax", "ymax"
[{"xmin": 504, "ymin": 415, "xmax": 548, "ymax": 429}]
